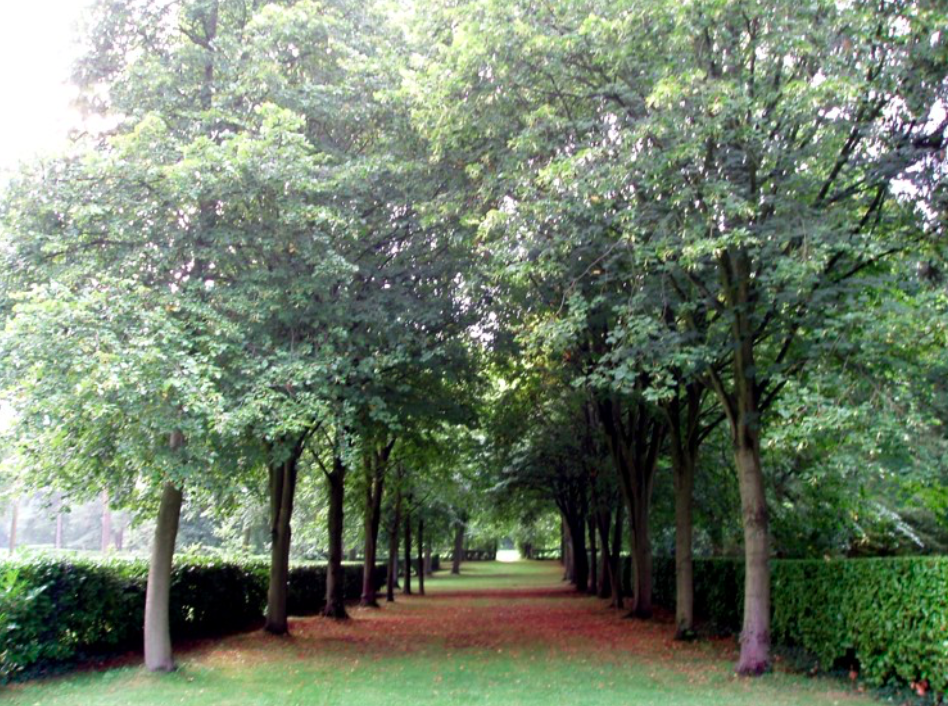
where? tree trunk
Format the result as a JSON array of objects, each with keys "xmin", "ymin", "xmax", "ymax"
[
  {"xmin": 144, "ymin": 481, "xmax": 183, "ymax": 672},
  {"xmin": 361, "ymin": 454, "xmax": 386, "ymax": 608},
  {"xmin": 597, "ymin": 398, "xmax": 663, "ymax": 619},
  {"xmin": 611, "ymin": 502, "xmax": 624, "ymax": 609},
  {"xmin": 417, "ymin": 519, "xmax": 425, "ymax": 596},
  {"xmin": 667, "ymin": 383, "xmax": 703, "ymax": 640},
  {"xmin": 323, "ymin": 455, "xmax": 348, "ymax": 619},
  {"xmin": 560, "ymin": 517, "xmax": 565, "ymax": 568},
  {"xmin": 8, "ymin": 498, "xmax": 18, "ymax": 554},
  {"xmin": 715, "ymin": 246, "xmax": 771, "ymax": 675},
  {"xmin": 588, "ymin": 513, "xmax": 598, "ymax": 595},
  {"xmin": 403, "ymin": 508, "xmax": 412, "ymax": 595},
  {"xmin": 566, "ymin": 515, "xmax": 588, "ymax": 592},
  {"xmin": 628, "ymin": 489, "xmax": 652, "ymax": 618},
  {"xmin": 596, "ymin": 505, "xmax": 612, "ymax": 599},
  {"xmin": 451, "ymin": 521, "xmax": 464, "ymax": 574},
  {"xmin": 735, "ymin": 436, "xmax": 770, "ymax": 674},
  {"xmin": 386, "ymin": 487, "xmax": 402, "ymax": 603},
  {"xmin": 54, "ymin": 492, "xmax": 64, "ymax": 550},
  {"xmin": 100, "ymin": 491, "xmax": 112, "ymax": 553},
  {"xmin": 672, "ymin": 447, "xmax": 696, "ymax": 639},
  {"xmin": 424, "ymin": 545, "xmax": 433, "ymax": 575},
  {"xmin": 265, "ymin": 447, "xmax": 300, "ymax": 635},
  {"xmin": 55, "ymin": 511, "xmax": 64, "ymax": 550},
  {"xmin": 561, "ymin": 517, "xmax": 569, "ymax": 579}
]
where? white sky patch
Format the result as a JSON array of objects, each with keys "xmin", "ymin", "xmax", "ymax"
[{"xmin": 0, "ymin": 1, "xmax": 92, "ymax": 178}]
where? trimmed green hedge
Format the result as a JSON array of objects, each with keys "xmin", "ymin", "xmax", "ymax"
[
  {"xmin": 637, "ymin": 556, "xmax": 948, "ymax": 692},
  {"xmin": 0, "ymin": 556, "xmax": 385, "ymax": 681}
]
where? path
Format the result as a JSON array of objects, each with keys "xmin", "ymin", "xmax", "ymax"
[{"xmin": 2, "ymin": 561, "xmax": 878, "ymax": 705}]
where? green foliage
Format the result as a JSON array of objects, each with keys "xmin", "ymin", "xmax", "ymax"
[
  {"xmin": 0, "ymin": 556, "xmax": 384, "ymax": 681},
  {"xmin": 649, "ymin": 557, "xmax": 948, "ymax": 692}
]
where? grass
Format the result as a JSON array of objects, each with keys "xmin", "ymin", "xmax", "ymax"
[{"xmin": 1, "ymin": 561, "xmax": 880, "ymax": 706}]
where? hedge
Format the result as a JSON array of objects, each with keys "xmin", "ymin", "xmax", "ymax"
[
  {"xmin": 626, "ymin": 556, "xmax": 948, "ymax": 692},
  {"xmin": 0, "ymin": 556, "xmax": 386, "ymax": 681}
]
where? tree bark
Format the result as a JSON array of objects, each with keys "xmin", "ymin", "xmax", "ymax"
[
  {"xmin": 323, "ymin": 454, "xmax": 348, "ymax": 619},
  {"xmin": 669, "ymin": 429, "xmax": 697, "ymax": 639},
  {"xmin": 101, "ymin": 491, "xmax": 112, "ymax": 553},
  {"xmin": 417, "ymin": 519, "xmax": 425, "ymax": 596},
  {"xmin": 451, "ymin": 520, "xmax": 464, "ymax": 574},
  {"xmin": 596, "ymin": 505, "xmax": 612, "ymax": 599},
  {"xmin": 265, "ymin": 443, "xmax": 301, "ymax": 635},
  {"xmin": 666, "ymin": 384, "xmax": 703, "ymax": 640},
  {"xmin": 560, "ymin": 517, "xmax": 565, "ymax": 568},
  {"xmin": 55, "ymin": 510, "xmax": 64, "ymax": 550},
  {"xmin": 735, "ymin": 435, "xmax": 770, "ymax": 673},
  {"xmin": 566, "ymin": 514, "xmax": 588, "ymax": 591},
  {"xmin": 403, "ymin": 507, "xmax": 412, "ymax": 595},
  {"xmin": 611, "ymin": 502, "xmax": 624, "ymax": 609},
  {"xmin": 598, "ymin": 397, "xmax": 664, "ymax": 619},
  {"xmin": 361, "ymin": 442, "xmax": 392, "ymax": 608},
  {"xmin": 386, "ymin": 485, "xmax": 402, "ymax": 602},
  {"xmin": 8, "ymin": 498, "xmax": 18, "ymax": 554},
  {"xmin": 628, "ymin": 489, "xmax": 652, "ymax": 618},
  {"xmin": 587, "ymin": 512, "xmax": 598, "ymax": 595},
  {"xmin": 713, "ymin": 246, "xmax": 771, "ymax": 674},
  {"xmin": 144, "ymin": 481, "xmax": 183, "ymax": 672}
]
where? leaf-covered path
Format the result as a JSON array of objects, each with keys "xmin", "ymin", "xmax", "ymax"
[{"xmin": 3, "ymin": 561, "xmax": 877, "ymax": 706}]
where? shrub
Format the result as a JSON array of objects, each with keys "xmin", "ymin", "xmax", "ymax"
[
  {"xmin": 0, "ymin": 556, "xmax": 384, "ymax": 681},
  {"xmin": 644, "ymin": 556, "xmax": 948, "ymax": 692}
]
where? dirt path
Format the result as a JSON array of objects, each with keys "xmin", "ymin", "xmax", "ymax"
[{"xmin": 2, "ymin": 561, "xmax": 878, "ymax": 706}]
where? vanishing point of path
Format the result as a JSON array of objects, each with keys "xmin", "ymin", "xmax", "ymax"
[{"xmin": 3, "ymin": 561, "xmax": 877, "ymax": 706}]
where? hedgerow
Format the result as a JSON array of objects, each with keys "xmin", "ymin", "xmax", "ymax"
[
  {"xmin": 638, "ymin": 556, "xmax": 948, "ymax": 692},
  {"xmin": 0, "ymin": 556, "xmax": 385, "ymax": 681}
]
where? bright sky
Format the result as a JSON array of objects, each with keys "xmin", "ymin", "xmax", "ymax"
[{"xmin": 0, "ymin": 1, "xmax": 93, "ymax": 177}]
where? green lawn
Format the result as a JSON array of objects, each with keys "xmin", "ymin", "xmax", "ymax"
[{"xmin": 1, "ymin": 561, "xmax": 877, "ymax": 706}]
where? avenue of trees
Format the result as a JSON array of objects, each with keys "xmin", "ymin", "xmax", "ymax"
[{"xmin": 0, "ymin": 0, "xmax": 946, "ymax": 678}]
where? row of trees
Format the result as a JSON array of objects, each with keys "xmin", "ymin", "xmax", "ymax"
[
  {"xmin": 0, "ymin": 0, "xmax": 945, "ymax": 678},
  {"xmin": 420, "ymin": 0, "xmax": 948, "ymax": 675},
  {"xmin": 0, "ymin": 0, "xmax": 486, "ymax": 672}
]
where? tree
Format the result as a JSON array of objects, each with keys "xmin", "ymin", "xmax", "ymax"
[{"xmin": 414, "ymin": 0, "xmax": 947, "ymax": 672}]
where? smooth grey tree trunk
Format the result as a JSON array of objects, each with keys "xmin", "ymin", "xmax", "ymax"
[
  {"xmin": 672, "ymin": 448, "xmax": 696, "ymax": 639},
  {"xmin": 8, "ymin": 498, "xmax": 17, "ymax": 554},
  {"xmin": 417, "ymin": 519, "xmax": 425, "ymax": 596},
  {"xmin": 567, "ymin": 515, "xmax": 588, "ymax": 592},
  {"xmin": 587, "ymin": 513, "xmax": 597, "ymax": 595},
  {"xmin": 54, "ymin": 492, "xmax": 64, "ymax": 550},
  {"xmin": 144, "ymin": 481, "xmax": 183, "ymax": 672},
  {"xmin": 735, "ymin": 439, "xmax": 770, "ymax": 673},
  {"xmin": 361, "ymin": 442, "xmax": 392, "ymax": 607},
  {"xmin": 386, "ymin": 486, "xmax": 402, "ymax": 602},
  {"xmin": 101, "ymin": 491, "xmax": 112, "ymax": 553},
  {"xmin": 629, "ymin": 490, "xmax": 652, "ymax": 618},
  {"xmin": 712, "ymin": 246, "xmax": 771, "ymax": 675},
  {"xmin": 451, "ymin": 521, "xmax": 464, "ymax": 574},
  {"xmin": 265, "ymin": 449, "xmax": 299, "ymax": 634},
  {"xmin": 611, "ymin": 503, "xmax": 624, "ymax": 609},
  {"xmin": 403, "ymin": 509, "xmax": 412, "ymax": 595},
  {"xmin": 360, "ymin": 470, "xmax": 385, "ymax": 607},
  {"xmin": 595, "ymin": 505, "xmax": 612, "ymax": 599},
  {"xmin": 323, "ymin": 455, "xmax": 348, "ymax": 619}
]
